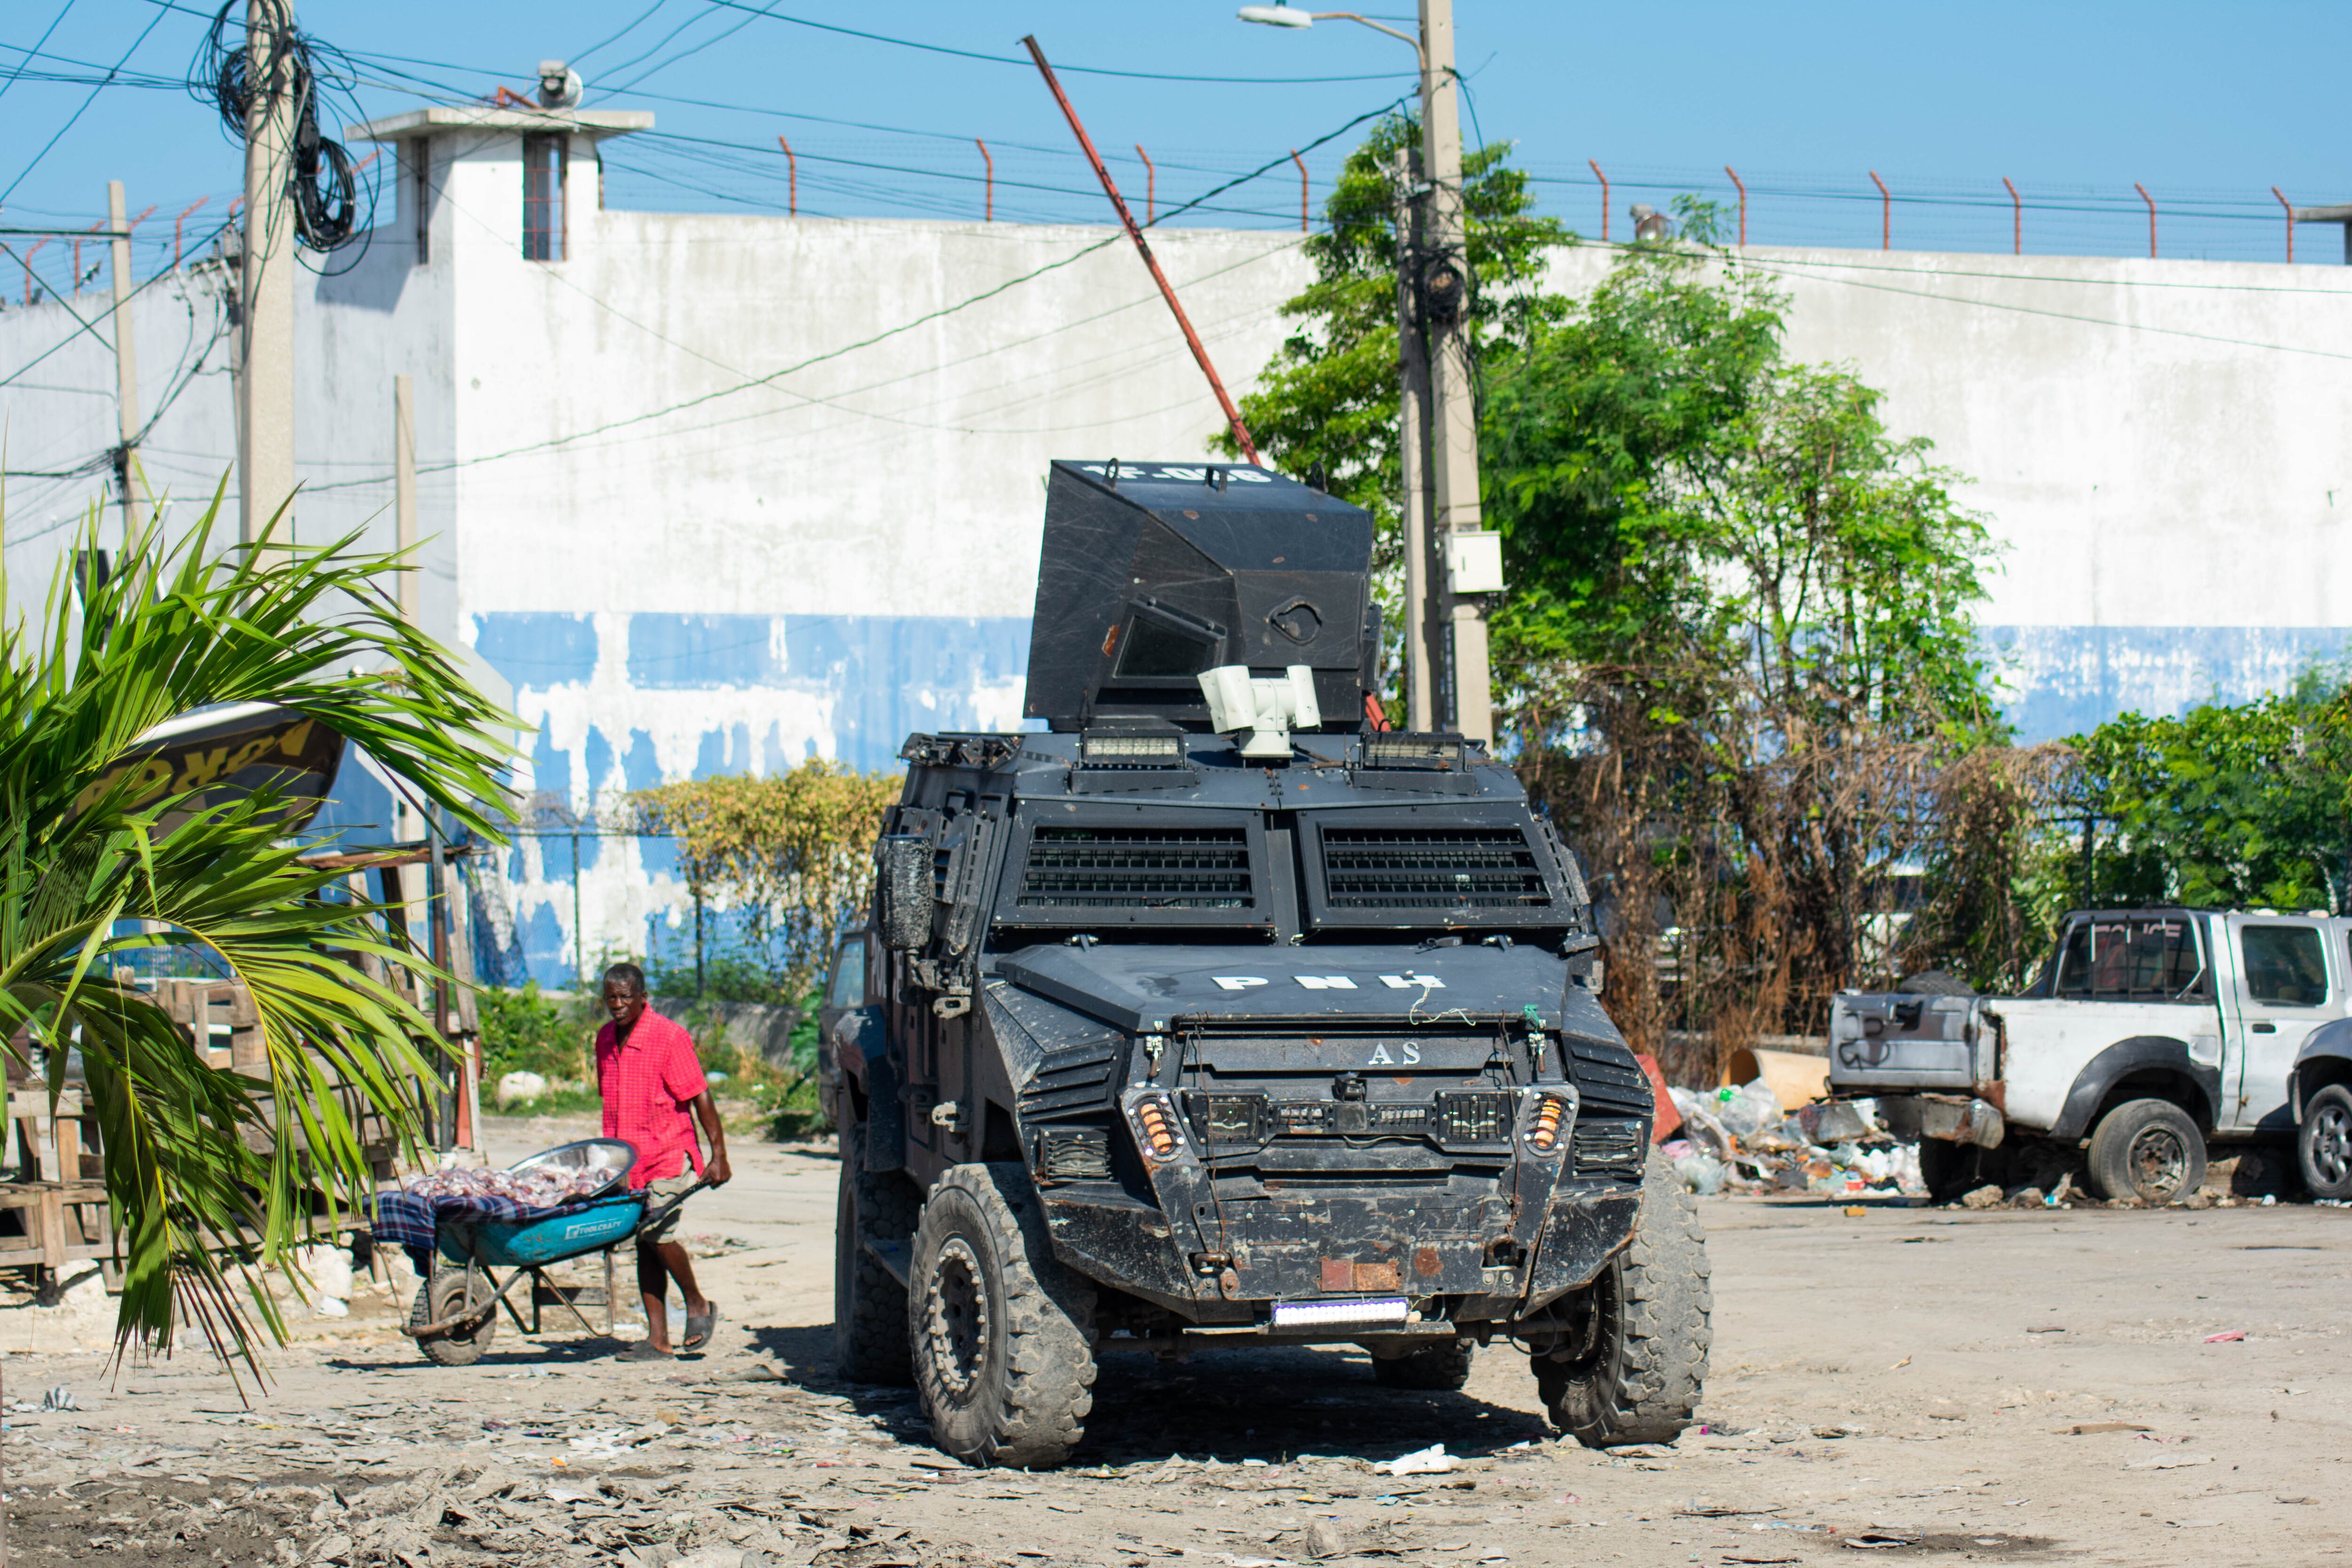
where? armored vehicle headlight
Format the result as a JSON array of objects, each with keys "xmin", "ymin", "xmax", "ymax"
[
  {"xmin": 1522, "ymin": 1088, "xmax": 1578, "ymax": 1154},
  {"xmin": 1081, "ymin": 729, "xmax": 1187, "ymax": 767},
  {"xmin": 1359, "ymin": 731, "xmax": 1468, "ymax": 772}
]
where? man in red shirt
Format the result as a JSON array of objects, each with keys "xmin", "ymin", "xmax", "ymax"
[{"xmin": 596, "ymin": 962, "xmax": 732, "ymax": 1360}]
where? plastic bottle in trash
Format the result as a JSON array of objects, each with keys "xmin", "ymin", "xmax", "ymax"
[{"xmin": 1674, "ymin": 1147, "xmax": 1727, "ymax": 1196}]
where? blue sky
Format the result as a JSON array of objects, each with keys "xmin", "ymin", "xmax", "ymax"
[{"xmin": 5, "ymin": 0, "xmax": 2349, "ymax": 285}]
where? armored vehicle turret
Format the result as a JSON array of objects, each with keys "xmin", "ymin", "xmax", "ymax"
[{"xmin": 821, "ymin": 461, "xmax": 1711, "ymax": 1468}]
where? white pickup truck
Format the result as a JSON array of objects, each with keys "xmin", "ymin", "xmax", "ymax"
[{"xmin": 1828, "ymin": 907, "xmax": 2352, "ymax": 1204}]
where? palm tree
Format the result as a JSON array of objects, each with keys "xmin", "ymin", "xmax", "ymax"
[{"xmin": 0, "ymin": 486, "xmax": 510, "ymax": 1373}]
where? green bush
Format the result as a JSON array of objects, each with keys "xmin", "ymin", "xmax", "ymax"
[
  {"xmin": 645, "ymin": 942, "xmax": 790, "ymax": 1005},
  {"xmin": 478, "ymin": 980, "xmax": 592, "ymax": 1082}
]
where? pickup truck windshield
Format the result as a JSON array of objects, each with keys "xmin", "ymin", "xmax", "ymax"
[{"xmin": 2054, "ymin": 915, "xmax": 2209, "ymax": 1001}]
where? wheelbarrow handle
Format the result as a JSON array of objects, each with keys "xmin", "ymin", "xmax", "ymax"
[{"xmin": 633, "ymin": 1176, "xmax": 710, "ymax": 1239}]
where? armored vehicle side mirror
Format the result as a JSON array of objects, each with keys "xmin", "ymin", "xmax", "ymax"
[{"xmin": 877, "ymin": 835, "xmax": 933, "ymax": 950}]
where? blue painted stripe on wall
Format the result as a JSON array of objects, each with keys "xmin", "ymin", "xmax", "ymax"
[
  {"xmin": 473, "ymin": 611, "xmax": 1032, "ymax": 775},
  {"xmin": 473, "ymin": 612, "xmax": 598, "ymax": 688},
  {"xmin": 1986, "ymin": 625, "xmax": 2352, "ymax": 741},
  {"xmin": 629, "ymin": 614, "xmax": 779, "ymax": 689}
]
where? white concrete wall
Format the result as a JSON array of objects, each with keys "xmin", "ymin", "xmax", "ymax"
[{"xmin": 1543, "ymin": 245, "xmax": 2352, "ymax": 737}]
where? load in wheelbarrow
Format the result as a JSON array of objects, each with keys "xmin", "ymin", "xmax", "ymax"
[{"xmin": 387, "ymin": 1139, "xmax": 702, "ymax": 1367}]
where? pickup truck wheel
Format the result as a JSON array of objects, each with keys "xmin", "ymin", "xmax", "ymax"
[
  {"xmin": 1369, "ymin": 1339, "xmax": 1475, "ymax": 1391},
  {"xmin": 910, "ymin": 1162, "xmax": 1097, "ymax": 1468},
  {"xmin": 2297, "ymin": 1084, "xmax": 2352, "ymax": 1200},
  {"xmin": 2086, "ymin": 1098, "xmax": 2206, "ymax": 1205},
  {"xmin": 1534, "ymin": 1156, "xmax": 1711, "ymax": 1448},
  {"xmin": 834, "ymin": 1123, "xmax": 918, "ymax": 1385}
]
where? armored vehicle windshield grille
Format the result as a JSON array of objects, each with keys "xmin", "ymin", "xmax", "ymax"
[
  {"xmin": 1017, "ymin": 826, "xmax": 1254, "ymax": 910},
  {"xmin": 1320, "ymin": 827, "xmax": 1550, "ymax": 909}
]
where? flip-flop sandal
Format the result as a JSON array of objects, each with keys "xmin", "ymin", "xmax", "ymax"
[
  {"xmin": 683, "ymin": 1304, "xmax": 720, "ymax": 1352},
  {"xmin": 617, "ymin": 1340, "xmax": 672, "ymax": 1362}
]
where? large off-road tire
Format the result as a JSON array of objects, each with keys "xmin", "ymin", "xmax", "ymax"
[
  {"xmin": 2296, "ymin": 1083, "xmax": 2352, "ymax": 1201},
  {"xmin": 908, "ymin": 1162, "xmax": 1097, "ymax": 1469},
  {"xmin": 2085, "ymin": 1098, "xmax": 2206, "ymax": 1206},
  {"xmin": 412, "ymin": 1270, "xmax": 496, "ymax": 1368},
  {"xmin": 1534, "ymin": 1156, "xmax": 1711, "ymax": 1448},
  {"xmin": 1370, "ymin": 1338, "xmax": 1475, "ymax": 1391},
  {"xmin": 835, "ymin": 1122, "xmax": 920, "ymax": 1385}
]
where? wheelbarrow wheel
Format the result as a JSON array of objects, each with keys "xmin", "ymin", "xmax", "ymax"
[{"xmin": 413, "ymin": 1270, "xmax": 497, "ymax": 1367}]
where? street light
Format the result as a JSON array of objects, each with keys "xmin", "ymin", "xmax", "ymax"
[
  {"xmin": 1235, "ymin": 1, "xmax": 1494, "ymax": 745},
  {"xmin": 1238, "ymin": 7, "xmax": 1425, "ymax": 62}
]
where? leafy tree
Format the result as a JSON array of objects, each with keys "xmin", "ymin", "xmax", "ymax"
[
  {"xmin": 1212, "ymin": 113, "xmax": 1563, "ymax": 645},
  {"xmin": 2071, "ymin": 674, "xmax": 2352, "ymax": 913},
  {"xmin": 630, "ymin": 762, "xmax": 901, "ymax": 999},
  {"xmin": 0, "ymin": 490, "xmax": 509, "ymax": 1365}
]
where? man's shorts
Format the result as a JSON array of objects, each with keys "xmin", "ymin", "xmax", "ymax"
[{"xmin": 638, "ymin": 1171, "xmax": 698, "ymax": 1247}]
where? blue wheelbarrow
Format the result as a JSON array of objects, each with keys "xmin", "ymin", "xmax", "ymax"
[{"xmin": 404, "ymin": 1139, "xmax": 706, "ymax": 1366}]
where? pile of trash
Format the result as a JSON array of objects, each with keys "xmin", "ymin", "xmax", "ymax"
[
  {"xmin": 400, "ymin": 1164, "xmax": 613, "ymax": 1209},
  {"xmin": 1662, "ymin": 1080, "xmax": 1925, "ymax": 1198}
]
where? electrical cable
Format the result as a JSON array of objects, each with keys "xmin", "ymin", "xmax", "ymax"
[
  {"xmin": 694, "ymin": 0, "xmax": 1415, "ymax": 84},
  {"xmin": 599, "ymin": 3, "xmax": 768, "ymax": 98},
  {"xmin": 187, "ymin": 0, "xmax": 374, "ymax": 264},
  {"xmin": 571, "ymin": 0, "xmax": 675, "ymax": 67},
  {"xmin": 0, "ymin": 215, "xmax": 237, "ymax": 392},
  {"xmin": 589, "ymin": 1, "xmax": 727, "ymax": 83},
  {"xmin": 0, "ymin": 0, "xmax": 80, "ymax": 107},
  {"xmin": 0, "ymin": 4, "xmax": 169, "ymax": 206}
]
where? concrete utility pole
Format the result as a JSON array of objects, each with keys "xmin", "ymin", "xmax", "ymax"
[
  {"xmin": 239, "ymin": 0, "xmax": 297, "ymax": 553},
  {"xmin": 107, "ymin": 181, "xmax": 143, "ymax": 548},
  {"xmin": 1415, "ymin": 0, "xmax": 1494, "ymax": 745},
  {"xmin": 394, "ymin": 373, "xmax": 418, "ymax": 622},
  {"xmin": 1392, "ymin": 148, "xmax": 1435, "ymax": 732},
  {"xmin": 1240, "ymin": 0, "xmax": 1502, "ymax": 742}
]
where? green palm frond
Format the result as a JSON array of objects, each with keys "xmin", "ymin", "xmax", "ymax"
[{"xmin": 0, "ymin": 483, "xmax": 514, "ymax": 1375}]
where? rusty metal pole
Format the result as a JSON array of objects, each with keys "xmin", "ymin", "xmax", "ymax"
[
  {"xmin": 1724, "ymin": 165, "xmax": 1746, "ymax": 247},
  {"xmin": 775, "ymin": 135, "xmax": 796, "ymax": 216},
  {"xmin": 1588, "ymin": 159, "xmax": 1609, "ymax": 242},
  {"xmin": 1870, "ymin": 169, "xmax": 1890, "ymax": 250},
  {"xmin": 1021, "ymin": 36, "xmax": 1259, "ymax": 463},
  {"xmin": 976, "ymin": 138, "xmax": 993, "ymax": 222},
  {"xmin": 1291, "ymin": 149, "xmax": 1309, "ymax": 232},
  {"xmin": 1136, "ymin": 143, "xmax": 1155, "ymax": 224},
  {"xmin": 172, "ymin": 194, "xmax": 208, "ymax": 269},
  {"xmin": 2135, "ymin": 183, "xmax": 2156, "ymax": 258},
  {"xmin": 2273, "ymin": 186, "xmax": 2293, "ymax": 263},
  {"xmin": 2004, "ymin": 176, "xmax": 2021, "ymax": 255}
]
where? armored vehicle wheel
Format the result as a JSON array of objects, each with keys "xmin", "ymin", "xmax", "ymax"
[
  {"xmin": 1534, "ymin": 1156, "xmax": 1710, "ymax": 1448},
  {"xmin": 2300, "ymin": 1084, "xmax": 2352, "ymax": 1200},
  {"xmin": 413, "ymin": 1270, "xmax": 496, "ymax": 1368},
  {"xmin": 909, "ymin": 1162, "xmax": 1097, "ymax": 1469},
  {"xmin": 835, "ymin": 1122, "xmax": 919, "ymax": 1385},
  {"xmin": 2085, "ymin": 1098, "xmax": 2205, "ymax": 1205},
  {"xmin": 1369, "ymin": 1338, "xmax": 1475, "ymax": 1391}
]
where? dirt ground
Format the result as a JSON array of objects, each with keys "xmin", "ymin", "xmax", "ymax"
[{"xmin": 0, "ymin": 1114, "xmax": 2341, "ymax": 1568}]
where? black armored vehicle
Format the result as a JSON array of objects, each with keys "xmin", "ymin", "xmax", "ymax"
[{"xmin": 823, "ymin": 459, "xmax": 1709, "ymax": 1467}]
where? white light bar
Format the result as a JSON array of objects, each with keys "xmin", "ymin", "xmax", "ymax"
[{"xmin": 1271, "ymin": 1296, "xmax": 1409, "ymax": 1329}]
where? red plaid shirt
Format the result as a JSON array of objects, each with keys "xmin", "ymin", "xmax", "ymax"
[{"xmin": 596, "ymin": 1008, "xmax": 709, "ymax": 1189}]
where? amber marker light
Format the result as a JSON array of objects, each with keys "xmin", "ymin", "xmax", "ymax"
[{"xmin": 1525, "ymin": 1092, "xmax": 1572, "ymax": 1154}]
